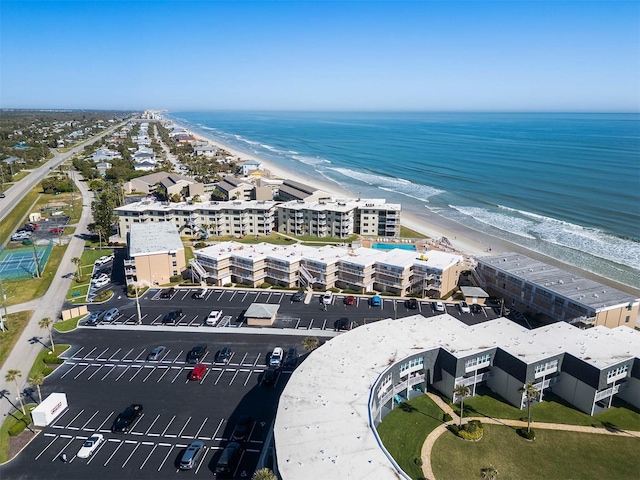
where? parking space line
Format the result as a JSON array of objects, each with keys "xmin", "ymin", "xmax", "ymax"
[
  {"xmin": 233, "ymin": 449, "xmax": 247, "ymax": 478},
  {"xmin": 150, "ymin": 314, "xmax": 162, "ymax": 325},
  {"xmin": 142, "ymin": 367, "xmax": 157, "ymax": 382},
  {"xmin": 35, "ymin": 434, "xmax": 58, "ymax": 460},
  {"xmin": 140, "ymin": 443, "xmax": 158, "ymax": 469},
  {"xmin": 228, "ymin": 370, "xmax": 239, "ymax": 385},
  {"xmin": 82, "ymin": 347, "xmax": 97, "ymax": 360},
  {"xmin": 80, "ymin": 410, "xmax": 100, "ymax": 430},
  {"xmin": 193, "ymin": 417, "xmax": 208, "ymax": 439},
  {"xmin": 199, "ymin": 368, "xmax": 212, "ymax": 384},
  {"xmin": 122, "ymin": 441, "xmax": 141, "ymax": 468},
  {"xmin": 96, "ymin": 411, "xmax": 114, "ymax": 431},
  {"xmin": 161, "ymin": 416, "xmax": 176, "ymax": 436},
  {"xmin": 295, "ymin": 318, "xmax": 301, "ymax": 329},
  {"xmin": 69, "ymin": 346, "xmax": 84, "ymax": 360},
  {"xmin": 171, "ymin": 350, "xmax": 183, "ymax": 363},
  {"xmin": 195, "ymin": 448, "xmax": 210, "ymax": 475},
  {"xmin": 157, "ymin": 445, "xmax": 175, "ymax": 471},
  {"xmin": 156, "ymin": 366, "xmax": 171, "ymax": 382},
  {"xmin": 187, "ymin": 315, "xmax": 199, "ymax": 326},
  {"xmin": 59, "ymin": 364, "xmax": 78, "ymax": 379},
  {"xmin": 88, "ymin": 364, "xmax": 110, "ymax": 380},
  {"xmin": 180, "ymin": 290, "xmax": 190, "ymax": 301},
  {"xmin": 238, "ymin": 352, "xmax": 248, "ymax": 366},
  {"xmin": 73, "ymin": 364, "xmax": 91, "ymax": 379},
  {"xmin": 86, "ymin": 437, "xmax": 108, "ymax": 464},
  {"xmin": 212, "ymin": 418, "xmax": 225, "ymax": 440},
  {"xmin": 170, "ymin": 368, "xmax": 184, "ymax": 384},
  {"xmin": 96, "ymin": 348, "xmax": 110, "ymax": 360},
  {"xmin": 214, "ymin": 369, "xmax": 225, "ymax": 385},
  {"xmin": 100, "ymin": 365, "xmax": 119, "ymax": 380},
  {"xmin": 244, "ymin": 370, "xmax": 255, "ymax": 386},
  {"xmin": 253, "ymin": 353, "xmax": 261, "ymax": 366},
  {"xmin": 120, "ymin": 348, "xmax": 134, "ymax": 361},
  {"xmin": 177, "ymin": 417, "xmax": 191, "ymax": 438},
  {"xmin": 65, "ymin": 409, "xmax": 85, "ymax": 428},
  {"xmin": 128, "ymin": 365, "xmax": 145, "ymax": 382},
  {"xmin": 217, "ymin": 291, "xmax": 225, "ymax": 302},
  {"xmin": 308, "ymin": 319, "xmax": 314, "ymax": 329},
  {"xmin": 322, "ymin": 319, "xmax": 327, "ymax": 330},
  {"xmin": 52, "ymin": 437, "xmax": 75, "ymax": 463},
  {"xmin": 104, "ymin": 440, "xmax": 125, "ymax": 466},
  {"xmin": 115, "ymin": 365, "xmax": 131, "ymax": 381}
]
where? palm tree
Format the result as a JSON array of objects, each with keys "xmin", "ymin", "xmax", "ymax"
[
  {"xmin": 480, "ymin": 465, "xmax": 499, "ymax": 480},
  {"xmin": 252, "ymin": 468, "xmax": 277, "ymax": 480},
  {"xmin": 5, "ymin": 370, "xmax": 25, "ymax": 414},
  {"xmin": 453, "ymin": 384, "xmax": 471, "ymax": 427},
  {"xmin": 71, "ymin": 257, "xmax": 81, "ymax": 279},
  {"xmin": 29, "ymin": 373, "xmax": 45, "ymax": 403},
  {"xmin": 302, "ymin": 336, "xmax": 319, "ymax": 352},
  {"xmin": 519, "ymin": 382, "xmax": 540, "ymax": 433},
  {"xmin": 39, "ymin": 317, "xmax": 55, "ymax": 350}
]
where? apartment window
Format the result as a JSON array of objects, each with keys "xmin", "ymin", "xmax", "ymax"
[
  {"xmin": 171, "ymin": 253, "xmax": 176, "ymax": 258},
  {"xmin": 399, "ymin": 357, "xmax": 424, "ymax": 373},
  {"xmin": 607, "ymin": 365, "xmax": 628, "ymax": 380},
  {"xmin": 172, "ymin": 261, "xmax": 177, "ymax": 267},
  {"xmin": 534, "ymin": 359, "xmax": 558, "ymax": 375},
  {"xmin": 625, "ymin": 316, "xmax": 630, "ymax": 323},
  {"xmin": 172, "ymin": 270, "xmax": 178, "ymax": 276},
  {"xmin": 465, "ymin": 354, "xmax": 491, "ymax": 370}
]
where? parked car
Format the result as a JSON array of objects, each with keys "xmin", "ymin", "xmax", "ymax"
[
  {"xmin": 102, "ymin": 307, "xmax": 119, "ymax": 322},
  {"xmin": 262, "ymin": 367, "xmax": 277, "ymax": 386},
  {"xmin": 283, "ymin": 348, "xmax": 298, "ymax": 368},
  {"xmin": 162, "ymin": 309, "xmax": 183, "ymax": 324},
  {"xmin": 322, "ymin": 291, "xmax": 333, "ymax": 305},
  {"xmin": 92, "ymin": 276, "xmax": 110, "ymax": 289},
  {"xmin": 95, "ymin": 254, "xmax": 114, "ymax": 266},
  {"xmin": 188, "ymin": 364, "xmax": 207, "ymax": 381},
  {"xmin": 160, "ymin": 287, "xmax": 175, "ymax": 299},
  {"xmin": 186, "ymin": 344, "xmax": 208, "ymax": 364},
  {"xmin": 215, "ymin": 442, "xmax": 241, "ymax": 474},
  {"xmin": 146, "ymin": 345, "xmax": 167, "ymax": 361},
  {"xmin": 91, "ymin": 273, "xmax": 109, "ymax": 284},
  {"xmin": 433, "ymin": 301, "xmax": 445, "ymax": 312},
  {"xmin": 269, "ymin": 347, "xmax": 283, "ymax": 367},
  {"xmin": 50, "ymin": 227, "xmax": 64, "ymax": 234},
  {"xmin": 205, "ymin": 310, "xmax": 222, "ymax": 326},
  {"xmin": 11, "ymin": 232, "xmax": 30, "ymax": 241},
  {"xmin": 459, "ymin": 301, "xmax": 471, "ymax": 314},
  {"xmin": 405, "ymin": 298, "xmax": 419, "ymax": 309},
  {"xmin": 291, "ymin": 290, "xmax": 305, "ymax": 302},
  {"xmin": 192, "ymin": 288, "xmax": 206, "ymax": 299},
  {"xmin": 230, "ymin": 415, "xmax": 253, "ymax": 442},
  {"xmin": 85, "ymin": 310, "xmax": 103, "ymax": 326},
  {"xmin": 215, "ymin": 346, "xmax": 232, "ymax": 364},
  {"xmin": 334, "ymin": 317, "xmax": 350, "ymax": 331},
  {"xmin": 23, "ymin": 224, "xmax": 37, "ymax": 232},
  {"xmin": 77, "ymin": 433, "xmax": 104, "ymax": 458},
  {"xmin": 345, "ymin": 295, "xmax": 355, "ymax": 306},
  {"xmin": 471, "ymin": 304, "xmax": 483, "ymax": 314},
  {"xmin": 0, "ymin": 193, "xmax": 5, "ymax": 198},
  {"xmin": 370, "ymin": 295, "xmax": 382, "ymax": 307},
  {"xmin": 111, "ymin": 404, "xmax": 143, "ymax": 433},
  {"xmin": 179, "ymin": 441, "xmax": 205, "ymax": 470}
]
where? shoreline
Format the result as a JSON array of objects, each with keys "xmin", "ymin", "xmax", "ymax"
[{"xmin": 168, "ymin": 118, "xmax": 640, "ymax": 298}]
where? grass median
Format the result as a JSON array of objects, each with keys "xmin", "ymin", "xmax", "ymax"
[{"xmin": 0, "ymin": 311, "xmax": 33, "ymax": 369}]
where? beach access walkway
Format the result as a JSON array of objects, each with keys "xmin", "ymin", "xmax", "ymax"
[{"xmin": 420, "ymin": 392, "xmax": 640, "ymax": 480}]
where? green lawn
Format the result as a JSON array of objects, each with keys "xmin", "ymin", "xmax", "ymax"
[
  {"xmin": 0, "ymin": 311, "xmax": 33, "ymax": 369},
  {"xmin": 448, "ymin": 391, "xmax": 640, "ymax": 431},
  {"xmin": 399, "ymin": 226, "xmax": 427, "ymax": 238},
  {"xmin": 0, "ymin": 403, "xmax": 37, "ymax": 463},
  {"xmin": 376, "ymin": 395, "xmax": 445, "ymax": 480},
  {"xmin": 431, "ymin": 424, "xmax": 640, "ymax": 480},
  {"xmin": 27, "ymin": 344, "xmax": 70, "ymax": 379},
  {"xmin": 0, "ymin": 186, "xmax": 41, "ymax": 244}
]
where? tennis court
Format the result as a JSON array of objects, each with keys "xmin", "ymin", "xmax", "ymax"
[{"xmin": 0, "ymin": 241, "xmax": 54, "ymax": 281}]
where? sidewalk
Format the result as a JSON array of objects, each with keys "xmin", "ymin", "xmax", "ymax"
[{"xmin": 0, "ymin": 173, "xmax": 94, "ymax": 423}]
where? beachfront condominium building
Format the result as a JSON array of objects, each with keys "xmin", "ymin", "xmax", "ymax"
[
  {"xmin": 115, "ymin": 199, "xmax": 277, "ymax": 240},
  {"xmin": 124, "ymin": 222, "xmax": 186, "ymax": 287},
  {"xmin": 476, "ymin": 253, "xmax": 639, "ymax": 328},
  {"xmin": 274, "ymin": 315, "xmax": 640, "ymax": 479},
  {"xmin": 190, "ymin": 241, "xmax": 461, "ymax": 297},
  {"xmin": 277, "ymin": 198, "xmax": 401, "ymax": 238},
  {"xmin": 215, "ymin": 175, "xmax": 272, "ymax": 202},
  {"xmin": 276, "ymin": 179, "xmax": 331, "ymax": 202}
]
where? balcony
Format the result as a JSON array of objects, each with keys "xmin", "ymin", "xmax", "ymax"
[
  {"xmin": 124, "ymin": 259, "xmax": 135, "ymax": 267},
  {"xmin": 456, "ymin": 371, "xmax": 492, "ymax": 387},
  {"xmin": 594, "ymin": 383, "xmax": 625, "ymax": 402}
]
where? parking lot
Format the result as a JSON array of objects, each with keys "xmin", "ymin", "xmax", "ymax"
[
  {"xmin": 89, "ymin": 287, "xmax": 498, "ymax": 332},
  {"xmin": 1, "ymin": 329, "xmax": 300, "ymax": 479},
  {"xmin": 9, "ymin": 216, "xmax": 70, "ymax": 244}
]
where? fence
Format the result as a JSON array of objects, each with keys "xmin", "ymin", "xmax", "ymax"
[{"xmin": 0, "ymin": 239, "xmax": 54, "ymax": 281}]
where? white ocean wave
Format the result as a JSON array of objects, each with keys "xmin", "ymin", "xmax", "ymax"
[
  {"xmin": 288, "ymin": 150, "xmax": 299, "ymax": 155},
  {"xmin": 450, "ymin": 205, "xmax": 538, "ymax": 240},
  {"xmin": 329, "ymin": 167, "xmax": 444, "ymax": 200},
  {"xmin": 293, "ymin": 155, "xmax": 331, "ymax": 166}
]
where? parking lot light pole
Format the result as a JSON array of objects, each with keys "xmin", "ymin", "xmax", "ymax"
[{"xmin": 135, "ymin": 282, "xmax": 142, "ymax": 325}]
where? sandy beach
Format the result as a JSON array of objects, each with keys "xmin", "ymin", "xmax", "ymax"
[{"xmin": 173, "ymin": 121, "xmax": 640, "ymax": 297}]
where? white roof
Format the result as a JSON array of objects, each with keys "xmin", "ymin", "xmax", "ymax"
[
  {"xmin": 129, "ymin": 222, "xmax": 183, "ymax": 256},
  {"xmin": 244, "ymin": 303, "xmax": 280, "ymax": 318},
  {"xmin": 274, "ymin": 315, "xmax": 640, "ymax": 479}
]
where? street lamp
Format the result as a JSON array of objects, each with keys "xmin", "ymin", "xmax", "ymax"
[{"xmin": 135, "ymin": 282, "xmax": 142, "ymax": 325}]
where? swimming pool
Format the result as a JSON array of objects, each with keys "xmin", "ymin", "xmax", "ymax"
[{"xmin": 371, "ymin": 243, "xmax": 416, "ymax": 251}]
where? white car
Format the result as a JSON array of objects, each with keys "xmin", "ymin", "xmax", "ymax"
[
  {"xmin": 95, "ymin": 254, "xmax": 114, "ymax": 266},
  {"xmin": 205, "ymin": 310, "xmax": 222, "ymax": 326},
  {"xmin": 269, "ymin": 347, "xmax": 283, "ymax": 367},
  {"xmin": 93, "ymin": 276, "xmax": 110, "ymax": 289},
  {"xmin": 77, "ymin": 433, "xmax": 104, "ymax": 458},
  {"xmin": 322, "ymin": 291, "xmax": 333, "ymax": 305},
  {"xmin": 91, "ymin": 273, "xmax": 110, "ymax": 284},
  {"xmin": 11, "ymin": 232, "xmax": 31, "ymax": 241},
  {"xmin": 459, "ymin": 301, "xmax": 471, "ymax": 314},
  {"xmin": 433, "ymin": 301, "xmax": 445, "ymax": 312}
]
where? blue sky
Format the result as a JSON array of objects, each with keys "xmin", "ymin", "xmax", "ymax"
[{"xmin": 1, "ymin": 1, "xmax": 638, "ymax": 111}]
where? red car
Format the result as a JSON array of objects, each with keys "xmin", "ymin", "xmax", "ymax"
[
  {"xmin": 50, "ymin": 227, "xmax": 64, "ymax": 234},
  {"xmin": 189, "ymin": 364, "xmax": 207, "ymax": 381},
  {"xmin": 345, "ymin": 295, "xmax": 355, "ymax": 306}
]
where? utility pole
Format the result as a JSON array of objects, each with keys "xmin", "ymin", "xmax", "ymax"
[
  {"xmin": 135, "ymin": 283, "xmax": 142, "ymax": 325},
  {"xmin": 0, "ymin": 277, "xmax": 8, "ymax": 331},
  {"xmin": 31, "ymin": 242, "xmax": 41, "ymax": 278}
]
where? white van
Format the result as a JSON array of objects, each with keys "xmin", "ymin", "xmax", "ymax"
[
  {"xmin": 205, "ymin": 310, "xmax": 222, "ymax": 326},
  {"xmin": 269, "ymin": 347, "xmax": 283, "ymax": 367}
]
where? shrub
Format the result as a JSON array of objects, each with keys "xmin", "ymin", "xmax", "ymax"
[
  {"xmin": 43, "ymin": 354, "xmax": 63, "ymax": 365},
  {"xmin": 169, "ymin": 275, "xmax": 182, "ymax": 283},
  {"xmin": 194, "ymin": 242, "xmax": 207, "ymax": 249},
  {"xmin": 223, "ymin": 283, "xmax": 233, "ymax": 287},
  {"xmin": 414, "ymin": 457, "xmax": 423, "ymax": 467},
  {"xmin": 457, "ymin": 420, "xmax": 484, "ymax": 441},
  {"xmin": 260, "ymin": 282, "xmax": 272, "ymax": 289},
  {"xmin": 517, "ymin": 428, "xmax": 536, "ymax": 440},
  {"xmin": 42, "ymin": 366, "xmax": 54, "ymax": 376},
  {"xmin": 8, "ymin": 421, "xmax": 26, "ymax": 436},
  {"xmin": 443, "ymin": 413, "xmax": 453, "ymax": 422},
  {"xmin": 448, "ymin": 424, "xmax": 460, "ymax": 435}
]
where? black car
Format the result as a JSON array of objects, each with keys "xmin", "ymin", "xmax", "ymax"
[
  {"xmin": 215, "ymin": 442, "xmax": 241, "ymax": 474},
  {"xmin": 215, "ymin": 346, "xmax": 232, "ymax": 364},
  {"xmin": 22, "ymin": 224, "xmax": 36, "ymax": 232},
  {"xmin": 111, "ymin": 404, "xmax": 143, "ymax": 433},
  {"xmin": 230, "ymin": 415, "xmax": 254, "ymax": 442},
  {"xmin": 186, "ymin": 344, "xmax": 208, "ymax": 364},
  {"xmin": 160, "ymin": 287, "xmax": 175, "ymax": 299},
  {"xmin": 471, "ymin": 304, "xmax": 483, "ymax": 314},
  {"xmin": 162, "ymin": 309, "xmax": 183, "ymax": 324},
  {"xmin": 405, "ymin": 298, "xmax": 419, "ymax": 309},
  {"xmin": 283, "ymin": 348, "xmax": 298, "ymax": 368},
  {"xmin": 333, "ymin": 317, "xmax": 350, "ymax": 331},
  {"xmin": 262, "ymin": 367, "xmax": 277, "ymax": 386},
  {"xmin": 192, "ymin": 288, "xmax": 206, "ymax": 299},
  {"xmin": 291, "ymin": 290, "xmax": 304, "ymax": 302}
]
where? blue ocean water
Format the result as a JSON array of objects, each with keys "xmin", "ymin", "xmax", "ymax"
[{"xmin": 168, "ymin": 111, "xmax": 640, "ymax": 288}]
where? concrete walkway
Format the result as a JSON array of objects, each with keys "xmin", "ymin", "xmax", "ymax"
[
  {"xmin": 420, "ymin": 392, "xmax": 640, "ymax": 480},
  {"xmin": 0, "ymin": 173, "xmax": 94, "ymax": 422}
]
